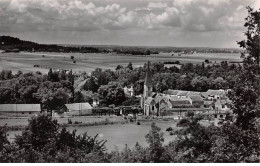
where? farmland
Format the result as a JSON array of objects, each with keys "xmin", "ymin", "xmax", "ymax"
[
  {"xmin": 7, "ymin": 119, "xmax": 178, "ymax": 152},
  {"xmin": 0, "ymin": 51, "xmax": 241, "ymax": 74}
]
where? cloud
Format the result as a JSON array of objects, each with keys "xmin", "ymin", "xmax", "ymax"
[
  {"xmin": 0, "ymin": 0, "xmax": 139, "ymax": 32},
  {"xmin": 172, "ymin": 0, "xmax": 247, "ymax": 32},
  {"xmin": 0, "ymin": 0, "xmax": 253, "ymax": 47},
  {"xmin": 148, "ymin": 2, "xmax": 167, "ymax": 8}
]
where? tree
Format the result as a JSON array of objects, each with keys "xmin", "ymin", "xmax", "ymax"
[
  {"xmin": 191, "ymin": 76, "xmax": 209, "ymax": 92},
  {"xmin": 145, "ymin": 122, "xmax": 164, "ymax": 162},
  {"xmin": 0, "ymin": 87, "xmax": 13, "ymax": 104},
  {"xmin": 115, "ymin": 65, "xmax": 123, "ymax": 70},
  {"xmin": 15, "ymin": 115, "xmax": 59, "ymax": 151},
  {"xmin": 229, "ymin": 7, "xmax": 260, "ymax": 130},
  {"xmin": 74, "ymin": 91, "xmax": 85, "ymax": 103},
  {"xmin": 98, "ymin": 82, "xmax": 126, "ymax": 106},
  {"xmin": 0, "ymin": 126, "xmax": 9, "ymax": 151},
  {"xmin": 36, "ymin": 82, "xmax": 70, "ymax": 112},
  {"xmin": 67, "ymin": 70, "xmax": 75, "ymax": 102},
  {"xmin": 86, "ymin": 76, "xmax": 98, "ymax": 92},
  {"xmin": 127, "ymin": 62, "xmax": 133, "ymax": 70}
]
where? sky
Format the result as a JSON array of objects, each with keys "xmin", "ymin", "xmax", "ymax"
[{"xmin": 0, "ymin": 0, "xmax": 260, "ymax": 48}]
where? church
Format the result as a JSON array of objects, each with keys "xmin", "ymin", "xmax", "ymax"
[{"xmin": 141, "ymin": 61, "xmax": 158, "ymax": 116}]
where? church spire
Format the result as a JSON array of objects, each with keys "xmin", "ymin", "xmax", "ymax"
[{"xmin": 144, "ymin": 61, "xmax": 152, "ymax": 86}]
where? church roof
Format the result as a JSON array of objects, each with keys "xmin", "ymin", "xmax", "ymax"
[
  {"xmin": 144, "ymin": 97, "xmax": 155, "ymax": 105},
  {"xmin": 144, "ymin": 61, "xmax": 152, "ymax": 86}
]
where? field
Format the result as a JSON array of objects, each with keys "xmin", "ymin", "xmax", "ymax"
[
  {"xmin": 7, "ymin": 119, "xmax": 178, "ymax": 152},
  {"xmin": 0, "ymin": 116, "xmax": 124, "ymax": 126},
  {"xmin": 0, "ymin": 51, "xmax": 241, "ymax": 74}
]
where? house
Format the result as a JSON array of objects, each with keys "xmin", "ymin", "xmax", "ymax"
[
  {"xmin": 204, "ymin": 100, "xmax": 214, "ymax": 110},
  {"xmin": 176, "ymin": 91, "xmax": 189, "ymax": 98},
  {"xmin": 214, "ymin": 99, "xmax": 231, "ymax": 112},
  {"xmin": 64, "ymin": 103, "xmax": 92, "ymax": 116},
  {"xmin": 204, "ymin": 89, "xmax": 227, "ymax": 100},
  {"xmin": 189, "ymin": 95, "xmax": 204, "ymax": 108},
  {"xmin": 123, "ymin": 85, "xmax": 134, "ymax": 97},
  {"xmin": 0, "ymin": 104, "xmax": 41, "ymax": 117},
  {"xmin": 170, "ymin": 96, "xmax": 192, "ymax": 108},
  {"xmin": 163, "ymin": 89, "xmax": 179, "ymax": 96}
]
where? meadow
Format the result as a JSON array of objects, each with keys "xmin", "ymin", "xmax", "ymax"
[
  {"xmin": 7, "ymin": 118, "xmax": 178, "ymax": 152},
  {"xmin": 0, "ymin": 51, "xmax": 241, "ymax": 74}
]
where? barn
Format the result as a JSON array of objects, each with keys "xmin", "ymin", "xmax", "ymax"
[
  {"xmin": 64, "ymin": 103, "xmax": 92, "ymax": 116},
  {"xmin": 0, "ymin": 104, "xmax": 41, "ymax": 117}
]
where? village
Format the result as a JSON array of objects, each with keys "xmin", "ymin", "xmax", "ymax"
[
  {"xmin": 0, "ymin": 61, "xmax": 232, "ymax": 127},
  {"xmin": 0, "ymin": 0, "xmax": 260, "ymax": 162}
]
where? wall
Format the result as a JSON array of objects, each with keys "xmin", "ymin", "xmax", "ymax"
[{"xmin": 0, "ymin": 111, "xmax": 39, "ymax": 118}]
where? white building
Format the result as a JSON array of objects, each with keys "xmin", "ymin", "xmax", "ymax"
[{"xmin": 0, "ymin": 104, "xmax": 41, "ymax": 117}]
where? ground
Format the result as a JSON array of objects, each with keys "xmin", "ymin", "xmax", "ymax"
[
  {"xmin": 5, "ymin": 116, "xmax": 183, "ymax": 152},
  {"xmin": 0, "ymin": 51, "xmax": 241, "ymax": 74}
]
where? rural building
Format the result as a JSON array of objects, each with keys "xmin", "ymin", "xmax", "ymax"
[
  {"xmin": 189, "ymin": 95, "xmax": 204, "ymax": 108},
  {"xmin": 64, "ymin": 102, "xmax": 92, "ymax": 116},
  {"xmin": 143, "ymin": 97, "xmax": 157, "ymax": 116},
  {"xmin": 0, "ymin": 104, "xmax": 41, "ymax": 117},
  {"xmin": 123, "ymin": 85, "xmax": 134, "ymax": 97},
  {"xmin": 202, "ymin": 89, "xmax": 227, "ymax": 100}
]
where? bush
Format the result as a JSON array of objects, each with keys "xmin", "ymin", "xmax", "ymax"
[
  {"xmin": 73, "ymin": 60, "xmax": 76, "ymax": 63},
  {"xmin": 205, "ymin": 59, "xmax": 209, "ymax": 63},
  {"xmin": 166, "ymin": 127, "xmax": 173, "ymax": 132},
  {"xmin": 177, "ymin": 118, "xmax": 190, "ymax": 127},
  {"xmin": 137, "ymin": 122, "xmax": 140, "ymax": 125},
  {"xmin": 169, "ymin": 131, "xmax": 174, "ymax": 136},
  {"xmin": 68, "ymin": 119, "xmax": 72, "ymax": 124}
]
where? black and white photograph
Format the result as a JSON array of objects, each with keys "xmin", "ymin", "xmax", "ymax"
[{"xmin": 0, "ymin": 0, "xmax": 260, "ymax": 163}]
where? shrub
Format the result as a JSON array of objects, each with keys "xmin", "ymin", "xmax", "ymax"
[
  {"xmin": 73, "ymin": 60, "xmax": 76, "ymax": 63},
  {"xmin": 177, "ymin": 118, "xmax": 190, "ymax": 127},
  {"xmin": 68, "ymin": 119, "xmax": 72, "ymax": 124},
  {"xmin": 169, "ymin": 131, "xmax": 174, "ymax": 136},
  {"xmin": 205, "ymin": 59, "xmax": 209, "ymax": 63},
  {"xmin": 137, "ymin": 122, "xmax": 140, "ymax": 125},
  {"xmin": 166, "ymin": 127, "xmax": 173, "ymax": 132}
]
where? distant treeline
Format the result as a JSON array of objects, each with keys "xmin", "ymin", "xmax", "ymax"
[
  {"xmin": 163, "ymin": 61, "xmax": 180, "ymax": 64},
  {"xmin": 114, "ymin": 49, "xmax": 158, "ymax": 55},
  {"xmin": 0, "ymin": 36, "xmax": 242, "ymax": 54},
  {"xmin": 0, "ymin": 36, "xmax": 101, "ymax": 53}
]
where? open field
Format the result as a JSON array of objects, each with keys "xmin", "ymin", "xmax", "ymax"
[
  {"xmin": 7, "ymin": 119, "xmax": 178, "ymax": 152},
  {"xmin": 0, "ymin": 116, "xmax": 124, "ymax": 126},
  {"xmin": 0, "ymin": 51, "xmax": 241, "ymax": 74}
]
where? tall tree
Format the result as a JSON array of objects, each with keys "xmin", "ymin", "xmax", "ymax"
[{"xmin": 229, "ymin": 7, "xmax": 260, "ymax": 130}]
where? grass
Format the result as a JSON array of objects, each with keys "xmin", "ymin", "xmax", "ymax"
[
  {"xmin": 6, "ymin": 118, "xmax": 178, "ymax": 152},
  {"xmin": 0, "ymin": 51, "xmax": 241, "ymax": 74}
]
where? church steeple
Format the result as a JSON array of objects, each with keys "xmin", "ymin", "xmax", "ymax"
[
  {"xmin": 144, "ymin": 61, "xmax": 152, "ymax": 86},
  {"xmin": 143, "ymin": 61, "xmax": 152, "ymax": 98}
]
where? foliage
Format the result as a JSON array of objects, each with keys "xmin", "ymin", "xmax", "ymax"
[
  {"xmin": 0, "ymin": 115, "xmax": 107, "ymax": 163},
  {"xmin": 166, "ymin": 127, "xmax": 173, "ymax": 132},
  {"xmin": 121, "ymin": 96, "xmax": 140, "ymax": 106},
  {"xmin": 228, "ymin": 7, "xmax": 260, "ymax": 130},
  {"xmin": 145, "ymin": 122, "xmax": 165, "ymax": 162},
  {"xmin": 98, "ymin": 82, "xmax": 126, "ymax": 106},
  {"xmin": 177, "ymin": 118, "xmax": 191, "ymax": 127}
]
